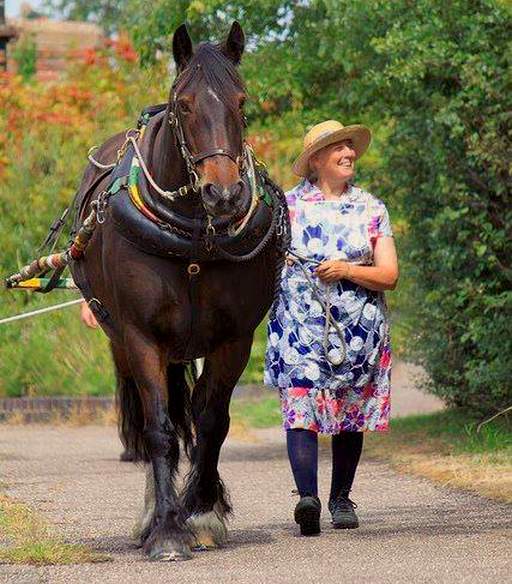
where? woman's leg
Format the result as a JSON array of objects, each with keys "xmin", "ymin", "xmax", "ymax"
[
  {"xmin": 328, "ymin": 432, "xmax": 363, "ymax": 529},
  {"xmin": 286, "ymin": 428, "xmax": 318, "ymax": 497},
  {"xmin": 329, "ymin": 431, "xmax": 363, "ymax": 501},
  {"xmin": 287, "ymin": 428, "xmax": 321, "ymax": 536}
]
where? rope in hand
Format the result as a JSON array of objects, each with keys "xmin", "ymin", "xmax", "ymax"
[{"xmin": 285, "ymin": 250, "xmax": 347, "ymax": 366}]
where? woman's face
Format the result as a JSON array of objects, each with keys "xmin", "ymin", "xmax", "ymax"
[{"xmin": 309, "ymin": 139, "xmax": 356, "ymax": 183}]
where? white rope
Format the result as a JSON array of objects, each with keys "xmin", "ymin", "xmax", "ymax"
[
  {"xmin": 227, "ymin": 145, "xmax": 259, "ymax": 237},
  {"xmin": 128, "ymin": 136, "xmax": 182, "ymax": 201},
  {"xmin": 0, "ymin": 299, "xmax": 84, "ymax": 325},
  {"xmin": 87, "ymin": 146, "xmax": 116, "ymax": 170},
  {"xmin": 286, "ymin": 250, "xmax": 346, "ymax": 365}
]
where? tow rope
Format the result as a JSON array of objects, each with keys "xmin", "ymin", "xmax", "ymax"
[{"xmin": 0, "ymin": 298, "xmax": 84, "ymax": 326}]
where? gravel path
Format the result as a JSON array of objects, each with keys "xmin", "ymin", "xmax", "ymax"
[{"xmin": 1, "ymin": 421, "xmax": 510, "ymax": 584}]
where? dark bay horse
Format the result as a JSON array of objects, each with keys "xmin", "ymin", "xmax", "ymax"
[{"xmin": 69, "ymin": 23, "xmax": 286, "ymax": 560}]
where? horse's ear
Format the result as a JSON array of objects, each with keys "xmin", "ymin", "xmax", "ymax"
[
  {"xmin": 222, "ymin": 21, "xmax": 245, "ymax": 65},
  {"xmin": 173, "ymin": 23, "xmax": 193, "ymax": 71}
]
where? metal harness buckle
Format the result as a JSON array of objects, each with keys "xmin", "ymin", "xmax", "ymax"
[
  {"xmin": 187, "ymin": 263, "xmax": 200, "ymax": 276},
  {"xmin": 276, "ymin": 205, "xmax": 285, "ymax": 237},
  {"xmin": 95, "ymin": 190, "xmax": 109, "ymax": 224}
]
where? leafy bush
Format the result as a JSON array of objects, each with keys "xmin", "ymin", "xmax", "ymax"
[
  {"xmin": 11, "ymin": 34, "xmax": 37, "ymax": 81},
  {"xmin": 357, "ymin": 1, "xmax": 512, "ymax": 415},
  {"xmin": 192, "ymin": 0, "xmax": 512, "ymax": 415}
]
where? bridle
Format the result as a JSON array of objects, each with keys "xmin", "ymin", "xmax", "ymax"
[{"xmin": 167, "ymin": 62, "xmax": 248, "ymax": 194}]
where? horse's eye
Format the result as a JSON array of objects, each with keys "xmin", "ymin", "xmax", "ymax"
[{"xmin": 178, "ymin": 100, "xmax": 193, "ymax": 115}]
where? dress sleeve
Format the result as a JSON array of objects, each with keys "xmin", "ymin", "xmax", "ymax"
[
  {"xmin": 369, "ymin": 198, "xmax": 393, "ymax": 249},
  {"xmin": 285, "ymin": 188, "xmax": 299, "ymax": 224},
  {"xmin": 377, "ymin": 204, "xmax": 393, "ymax": 238}
]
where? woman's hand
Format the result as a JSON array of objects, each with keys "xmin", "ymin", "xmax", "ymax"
[
  {"xmin": 80, "ymin": 301, "xmax": 99, "ymax": 329},
  {"xmin": 315, "ymin": 259, "xmax": 351, "ymax": 283}
]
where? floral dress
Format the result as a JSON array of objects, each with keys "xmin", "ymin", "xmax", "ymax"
[{"xmin": 263, "ymin": 178, "xmax": 394, "ymax": 433}]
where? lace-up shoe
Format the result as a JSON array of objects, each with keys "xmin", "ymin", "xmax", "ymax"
[
  {"xmin": 294, "ymin": 495, "xmax": 322, "ymax": 536},
  {"xmin": 329, "ymin": 493, "xmax": 359, "ymax": 529}
]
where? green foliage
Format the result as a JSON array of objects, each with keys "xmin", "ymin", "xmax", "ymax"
[
  {"xmin": 353, "ymin": 1, "xmax": 512, "ymax": 415},
  {"xmin": 144, "ymin": 0, "xmax": 510, "ymax": 416},
  {"xmin": 11, "ymin": 34, "xmax": 37, "ymax": 81},
  {"xmin": 389, "ymin": 409, "xmax": 512, "ymax": 457}
]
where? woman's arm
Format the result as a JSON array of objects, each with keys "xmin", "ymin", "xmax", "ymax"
[{"xmin": 315, "ymin": 236, "xmax": 399, "ymax": 291}]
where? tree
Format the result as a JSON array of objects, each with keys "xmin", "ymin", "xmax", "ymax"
[{"xmin": 43, "ymin": 0, "xmax": 123, "ymax": 34}]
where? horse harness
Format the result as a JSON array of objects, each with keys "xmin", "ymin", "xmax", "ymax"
[{"xmin": 7, "ymin": 104, "xmax": 291, "ymax": 358}]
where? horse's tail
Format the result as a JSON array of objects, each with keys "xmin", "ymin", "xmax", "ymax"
[
  {"xmin": 116, "ymin": 374, "xmax": 147, "ymax": 462},
  {"xmin": 167, "ymin": 362, "xmax": 195, "ymax": 460},
  {"xmin": 116, "ymin": 363, "xmax": 195, "ymax": 463}
]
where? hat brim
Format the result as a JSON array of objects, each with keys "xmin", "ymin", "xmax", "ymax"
[{"xmin": 292, "ymin": 125, "xmax": 372, "ymax": 177}]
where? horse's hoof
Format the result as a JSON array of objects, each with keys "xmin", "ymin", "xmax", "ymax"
[
  {"xmin": 192, "ymin": 531, "xmax": 218, "ymax": 551},
  {"xmin": 148, "ymin": 542, "xmax": 193, "ymax": 562},
  {"xmin": 187, "ymin": 510, "xmax": 228, "ymax": 550}
]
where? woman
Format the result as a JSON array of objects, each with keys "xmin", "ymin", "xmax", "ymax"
[{"xmin": 264, "ymin": 120, "xmax": 399, "ymax": 536}]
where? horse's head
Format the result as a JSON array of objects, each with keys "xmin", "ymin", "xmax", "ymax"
[{"xmin": 171, "ymin": 22, "xmax": 249, "ymax": 220}]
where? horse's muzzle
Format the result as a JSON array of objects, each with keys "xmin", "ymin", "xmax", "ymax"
[{"xmin": 201, "ymin": 180, "xmax": 248, "ymax": 219}]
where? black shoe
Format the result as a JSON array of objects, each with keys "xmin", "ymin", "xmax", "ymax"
[
  {"xmin": 294, "ymin": 495, "xmax": 321, "ymax": 536},
  {"xmin": 328, "ymin": 493, "xmax": 359, "ymax": 529}
]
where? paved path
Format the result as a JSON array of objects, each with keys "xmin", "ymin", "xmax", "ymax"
[
  {"xmin": 1, "ymin": 423, "xmax": 510, "ymax": 584},
  {"xmin": 389, "ymin": 360, "xmax": 444, "ymax": 417}
]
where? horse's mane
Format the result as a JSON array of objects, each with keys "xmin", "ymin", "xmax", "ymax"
[{"xmin": 174, "ymin": 42, "xmax": 246, "ymax": 113}]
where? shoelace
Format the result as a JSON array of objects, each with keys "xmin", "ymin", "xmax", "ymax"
[{"xmin": 333, "ymin": 494, "xmax": 358, "ymax": 510}]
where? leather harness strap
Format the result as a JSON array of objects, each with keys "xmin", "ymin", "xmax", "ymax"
[
  {"xmin": 184, "ymin": 206, "xmax": 203, "ymax": 360},
  {"xmin": 190, "ymin": 148, "xmax": 239, "ymax": 165}
]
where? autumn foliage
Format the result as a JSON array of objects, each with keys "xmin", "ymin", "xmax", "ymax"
[{"xmin": 0, "ymin": 40, "xmax": 167, "ymax": 397}]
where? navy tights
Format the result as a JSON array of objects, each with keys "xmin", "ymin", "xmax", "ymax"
[{"xmin": 286, "ymin": 429, "xmax": 363, "ymax": 499}]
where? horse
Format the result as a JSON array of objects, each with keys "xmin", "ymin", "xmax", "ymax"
[{"xmin": 68, "ymin": 22, "xmax": 288, "ymax": 561}]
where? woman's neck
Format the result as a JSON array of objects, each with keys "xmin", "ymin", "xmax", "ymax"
[{"xmin": 315, "ymin": 177, "xmax": 349, "ymax": 200}]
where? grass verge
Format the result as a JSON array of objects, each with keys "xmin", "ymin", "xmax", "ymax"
[
  {"xmin": 0, "ymin": 494, "xmax": 109, "ymax": 565},
  {"xmin": 230, "ymin": 394, "xmax": 282, "ymax": 429},
  {"xmin": 365, "ymin": 410, "xmax": 512, "ymax": 503}
]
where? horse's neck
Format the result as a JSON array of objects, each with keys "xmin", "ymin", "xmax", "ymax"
[{"xmin": 151, "ymin": 114, "xmax": 189, "ymax": 192}]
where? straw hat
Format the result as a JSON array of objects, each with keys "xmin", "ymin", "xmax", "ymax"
[{"xmin": 292, "ymin": 120, "xmax": 372, "ymax": 177}]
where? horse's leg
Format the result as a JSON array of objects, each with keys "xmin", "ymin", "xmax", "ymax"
[
  {"xmin": 133, "ymin": 361, "xmax": 195, "ymax": 545},
  {"xmin": 183, "ymin": 335, "xmax": 253, "ymax": 549},
  {"xmin": 125, "ymin": 330, "xmax": 192, "ymax": 561},
  {"xmin": 132, "ymin": 463, "xmax": 156, "ymax": 545},
  {"xmin": 109, "ymin": 343, "xmax": 154, "ymax": 543}
]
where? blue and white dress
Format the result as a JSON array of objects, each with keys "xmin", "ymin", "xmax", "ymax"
[{"xmin": 263, "ymin": 179, "xmax": 394, "ymax": 433}]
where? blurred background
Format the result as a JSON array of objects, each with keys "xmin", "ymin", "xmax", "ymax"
[{"xmin": 0, "ymin": 0, "xmax": 510, "ymax": 419}]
